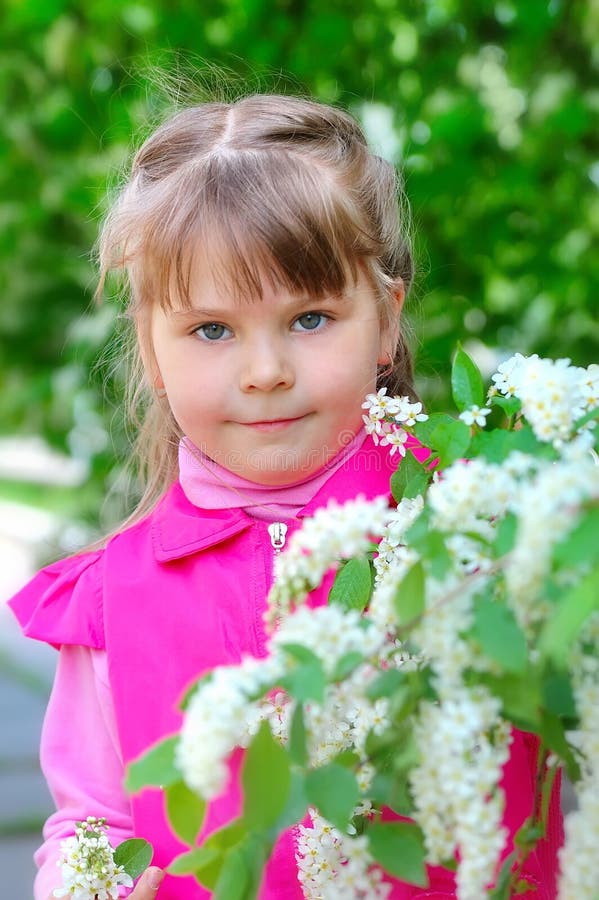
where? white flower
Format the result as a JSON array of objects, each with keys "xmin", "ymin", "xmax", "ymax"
[
  {"xmin": 393, "ymin": 398, "xmax": 428, "ymax": 427},
  {"xmin": 427, "ymin": 458, "xmax": 516, "ymax": 538},
  {"xmin": 271, "ymin": 605, "xmax": 384, "ymax": 678},
  {"xmin": 491, "ymin": 354, "xmax": 596, "ymax": 443},
  {"xmin": 268, "ymin": 494, "xmax": 390, "ymax": 621},
  {"xmin": 296, "ymin": 809, "xmax": 391, "ymax": 899},
  {"xmin": 459, "ymin": 405, "xmax": 491, "ymax": 427},
  {"xmin": 379, "ymin": 426, "xmax": 408, "ymax": 457},
  {"xmin": 410, "ymin": 688, "xmax": 510, "ymax": 900},
  {"xmin": 490, "ymin": 352, "xmax": 534, "ymax": 397},
  {"xmin": 177, "ymin": 655, "xmax": 284, "ymax": 799},
  {"xmin": 361, "ymin": 387, "xmax": 401, "ymax": 419},
  {"xmin": 361, "ymin": 413, "xmax": 384, "ymax": 443},
  {"xmin": 505, "ymin": 453, "xmax": 599, "ymax": 630},
  {"xmin": 558, "ymin": 619, "xmax": 599, "ymax": 899},
  {"xmin": 53, "ymin": 818, "xmax": 133, "ymax": 900}
]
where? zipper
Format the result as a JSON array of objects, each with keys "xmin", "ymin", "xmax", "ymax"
[{"xmin": 267, "ymin": 521, "xmax": 288, "ymax": 584}]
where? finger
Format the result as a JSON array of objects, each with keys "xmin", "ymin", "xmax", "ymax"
[{"xmin": 130, "ymin": 866, "xmax": 165, "ymax": 898}]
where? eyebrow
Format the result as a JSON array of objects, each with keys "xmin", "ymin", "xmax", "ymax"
[{"xmin": 169, "ymin": 293, "xmax": 344, "ymax": 319}]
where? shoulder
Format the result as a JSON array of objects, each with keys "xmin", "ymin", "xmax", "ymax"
[
  {"xmin": 6, "ymin": 485, "xmax": 182, "ymax": 650},
  {"xmin": 8, "ymin": 548, "xmax": 106, "ymax": 649}
]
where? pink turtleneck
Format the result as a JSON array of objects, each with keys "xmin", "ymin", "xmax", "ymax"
[{"xmin": 178, "ymin": 429, "xmax": 368, "ymax": 521}]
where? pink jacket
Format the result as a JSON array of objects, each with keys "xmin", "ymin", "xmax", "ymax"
[{"xmin": 10, "ymin": 439, "xmax": 562, "ymax": 899}]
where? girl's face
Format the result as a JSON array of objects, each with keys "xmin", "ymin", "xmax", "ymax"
[{"xmin": 148, "ymin": 257, "xmax": 398, "ymax": 485}]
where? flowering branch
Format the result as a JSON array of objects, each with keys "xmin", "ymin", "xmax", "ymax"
[
  {"xmin": 127, "ymin": 349, "xmax": 598, "ymax": 900},
  {"xmin": 54, "ymin": 817, "xmax": 152, "ymax": 900}
]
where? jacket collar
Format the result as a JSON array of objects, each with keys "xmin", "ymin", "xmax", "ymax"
[{"xmin": 152, "ymin": 438, "xmax": 396, "ymax": 562}]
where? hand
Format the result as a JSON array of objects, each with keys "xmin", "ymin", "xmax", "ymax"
[{"xmin": 128, "ymin": 866, "xmax": 165, "ymax": 898}]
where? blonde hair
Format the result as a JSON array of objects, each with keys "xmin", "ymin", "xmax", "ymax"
[{"xmin": 97, "ymin": 93, "xmax": 415, "ymax": 525}]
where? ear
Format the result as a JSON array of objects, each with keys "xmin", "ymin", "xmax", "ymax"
[{"xmin": 378, "ymin": 280, "xmax": 405, "ymax": 365}]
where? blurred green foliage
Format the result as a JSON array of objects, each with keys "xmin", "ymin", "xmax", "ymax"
[{"xmin": 0, "ymin": 0, "xmax": 597, "ymax": 527}]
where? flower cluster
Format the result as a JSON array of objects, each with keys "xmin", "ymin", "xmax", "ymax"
[
  {"xmin": 177, "ymin": 655, "xmax": 283, "ymax": 799},
  {"xmin": 369, "ymin": 495, "xmax": 424, "ymax": 633},
  {"xmin": 157, "ymin": 350, "xmax": 599, "ymax": 900},
  {"xmin": 558, "ymin": 615, "xmax": 599, "ymax": 898},
  {"xmin": 53, "ymin": 818, "xmax": 133, "ymax": 900},
  {"xmin": 178, "ymin": 605, "xmax": 389, "ymax": 799},
  {"xmin": 296, "ymin": 809, "xmax": 390, "ymax": 899},
  {"xmin": 410, "ymin": 688, "xmax": 511, "ymax": 900},
  {"xmin": 505, "ymin": 434, "xmax": 599, "ymax": 629},
  {"xmin": 490, "ymin": 354, "xmax": 598, "ymax": 443},
  {"xmin": 361, "ymin": 388, "xmax": 428, "ymax": 454},
  {"xmin": 428, "ymin": 457, "xmax": 516, "ymax": 539},
  {"xmin": 267, "ymin": 494, "xmax": 390, "ymax": 624}
]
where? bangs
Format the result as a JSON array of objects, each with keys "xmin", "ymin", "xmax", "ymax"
[{"xmin": 141, "ymin": 149, "xmax": 383, "ymax": 311}]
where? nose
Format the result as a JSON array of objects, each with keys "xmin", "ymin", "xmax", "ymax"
[{"xmin": 239, "ymin": 338, "xmax": 295, "ymax": 393}]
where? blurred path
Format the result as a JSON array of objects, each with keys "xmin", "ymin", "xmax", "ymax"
[{"xmin": 0, "ymin": 437, "xmax": 82, "ymax": 899}]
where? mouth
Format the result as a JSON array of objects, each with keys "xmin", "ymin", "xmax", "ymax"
[{"xmin": 240, "ymin": 415, "xmax": 306, "ymax": 432}]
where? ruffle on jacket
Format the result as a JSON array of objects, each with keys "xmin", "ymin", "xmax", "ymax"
[{"xmin": 8, "ymin": 551, "xmax": 105, "ymax": 650}]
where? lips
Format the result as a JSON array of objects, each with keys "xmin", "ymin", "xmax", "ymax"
[{"xmin": 240, "ymin": 415, "xmax": 306, "ymax": 431}]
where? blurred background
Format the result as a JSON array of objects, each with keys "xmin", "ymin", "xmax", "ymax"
[
  {"xmin": 0, "ymin": 1, "xmax": 596, "ymax": 893},
  {"xmin": 1, "ymin": 0, "xmax": 597, "ymax": 541}
]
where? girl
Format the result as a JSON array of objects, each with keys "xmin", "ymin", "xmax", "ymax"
[{"xmin": 9, "ymin": 94, "xmax": 562, "ymax": 900}]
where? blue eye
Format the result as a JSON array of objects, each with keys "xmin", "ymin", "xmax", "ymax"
[
  {"xmin": 196, "ymin": 323, "xmax": 230, "ymax": 341},
  {"xmin": 294, "ymin": 313, "xmax": 326, "ymax": 331}
]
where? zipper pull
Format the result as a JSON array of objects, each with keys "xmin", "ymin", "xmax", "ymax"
[
  {"xmin": 267, "ymin": 521, "xmax": 288, "ymax": 553},
  {"xmin": 268, "ymin": 522, "xmax": 287, "ymax": 588}
]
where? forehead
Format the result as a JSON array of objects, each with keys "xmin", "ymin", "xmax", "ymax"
[{"xmin": 163, "ymin": 228, "xmax": 361, "ymax": 313}]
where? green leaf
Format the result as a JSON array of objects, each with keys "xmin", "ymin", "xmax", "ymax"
[
  {"xmin": 288, "ymin": 704, "xmax": 308, "ymax": 766},
  {"xmin": 414, "ymin": 413, "xmax": 471, "ymax": 466},
  {"xmin": 493, "ymin": 513, "xmax": 518, "ymax": 557},
  {"xmin": 403, "ymin": 469, "xmax": 430, "ymax": 499},
  {"xmin": 480, "ymin": 671, "xmax": 542, "ymax": 731},
  {"xmin": 328, "ymin": 555, "xmax": 373, "ymax": 612},
  {"xmin": 472, "ymin": 595, "xmax": 528, "ymax": 673},
  {"xmin": 280, "ymin": 644, "xmax": 326, "ymax": 702},
  {"xmin": 469, "ymin": 426, "xmax": 547, "ymax": 464},
  {"xmin": 190, "ymin": 820, "xmax": 247, "ymax": 890},
  {"xmin": 368, "ymin": 773, "xmax": 413, "ymax": 815},
  {"xmin": 422, "ymin": 530, "xmax": 453, "ymax": 579},
  {"xmin": 332, "ymin": 749, "xmax": 361, "ymax": 768},
  {"xmin": 367, "ymin": 821, "xmax": 427, "ymax": 886},
  {"xmin": 366, "ymin": 668, "xmax": 405, "ymax": 700},
  {"xmin": 165, "ymin": 780, "xmax": 206, "ymax": 846},
  {"xmin": 490, "ymin": 395, "xmax": 522, "ymax": 417},
  {"xmin": 451, "ymin": 345, "xmax": 484, "ymax": 411},
  {"xmin": 178, "ymin": 671, "xmax": 214, "ymax": 711},
  {"xmin": 113, "ymin": 838, "xmax": 153, "ymax": 879},
  {"xmin": 573, "ymin": 405, "xmax": 599, "ymax": 431},
  {"xmin": 204, "ymin": 820, "xmax": 247, "ymax": 852},
  {"xmin": 488, "ymin": 850, "xmax": 517, "ymax": 899},
  {"xmin": 281, "ymin": 643, "xmax": 322, "ymax": 665},
  {"xmin": 213, "ymin": 845, "xmax": 250, "ymax": 900},
  {"xmin": 404, "ymin": 515, "xmax": 452, "ymax": 580},
  {"xmin": 390, "ymin": 453, "xmax": 426, "ymax": 502},
  {"xmin": 276, "ymin": 769, "xmax": 308, "ymax": 831},
  {"xmin": 540, "ymin": 564, "xmax": 599, "ymax": 666},
  {"xmin": 394, "ymin": 561, "xmax": 425, "ymax": 625},
  {"xmin": 168, "ymin": 846, "xmax": 221, "ymax": 876},
  {"xmin": 242, "ymin": 721, "xmax": 291, "ymax": 832},
  {"xmin": 125, "ymin": 736, "xmax": 180, "ymax": 793},
  {"xmin": 514, "ymin": 822, "xmax": 545, "ymax": 850},
  {"xmin": 542, "ymin": 670, "xmax": 576, "ymax": 719},
  {"xmin": 538, "ymin": 710, "xmax": 580, "ymax": 782},
  {"xmin": 305, "ymin": 763, "xmax": 359, "ymax": 832},
  {"xmin": 330, "ymin": 650, "xmax": 364, "ymax": 682},
  {"xmin": 553, "ymin": 506, "xmax": 599, "ymax": 567}
]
